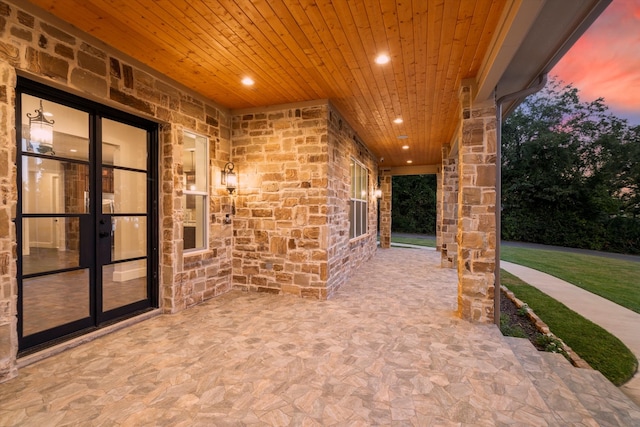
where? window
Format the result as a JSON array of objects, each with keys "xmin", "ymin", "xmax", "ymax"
[
  {"xmin": 349, "ymin": 159, "xmax": 368, "ymax": 239},
  {"xmin": 183, "ymin": 132, "xmax": 208, "ymax": 251}
]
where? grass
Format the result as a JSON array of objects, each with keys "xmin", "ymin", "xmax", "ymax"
[
  {"xmin": 501, "ymin": 271, "xmax": 637, "ymax": 386},
  {"xmin": 390, "ymin": 236, "xmax": 436, "ymax": 247},
  {"xmin": 501, "ymin": 246, "xmax": 640, "ymax": 314}
]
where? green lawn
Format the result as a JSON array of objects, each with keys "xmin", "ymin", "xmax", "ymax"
[
  {"xmin": 390, "ymin": 236, "xmax": 436, "ymax": 247},
  {"xmin": 501, "ymin": 271, "xmax": 638, "ymax": 386},
  {"xmin": 500, "ymin": 246, "xmax": 640, "ymax": 314}
]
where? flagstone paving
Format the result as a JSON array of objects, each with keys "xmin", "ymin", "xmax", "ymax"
[{"xmin": 0, "ymin": 248, "xmax": 637, "ymax": 425}]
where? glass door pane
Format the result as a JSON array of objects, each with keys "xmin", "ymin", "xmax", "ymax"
[
  {"xmin": 102, "ymin": 260, "xmax": 147, "ymax": 311},
  {"xmin": 19, "ymin": 93, "xmax": 92, "ymax": 344},
  {"xmin": 22, "ymin": 270, "xmax": 90, "ymax": 335},
  {"xmin": 100, "ymin": 119, "xmax": 149, "ymax": 313},
  {"xmin": 18, "ymin": 80, "xmax": 157, "ymax": 352}
]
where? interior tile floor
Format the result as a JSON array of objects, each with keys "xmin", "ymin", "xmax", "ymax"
[
  {"xmin": 22, "ymin": 248, "xmax": 147, "ymax": 335},
  {"xmin": 0, "ymin": 248, "xmax": 630, "ymax": 425}
]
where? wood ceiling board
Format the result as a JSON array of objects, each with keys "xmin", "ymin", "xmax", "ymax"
[
  {"xmin": 214, "ymin": 0, "xmax": 323, "ymax": 102},
  {"xmin": 25, "ymin": 0, "xmax": 518, "ymax": 168},
  {"xmin": 157, "ymin": 0, "xmax": 312, "ymax": 105},
  {"xmin": 247, "ymin": 0, "xmax": 332, "ymax": 99}
]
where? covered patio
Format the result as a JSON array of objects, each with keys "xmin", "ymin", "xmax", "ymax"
[
  {"xmin": 2, "ymin": 247, "xmax": 638, "ymax": 425},
  {"xmin": 0, "ymin": 0, "xmax": 623, "ymax": 395}
]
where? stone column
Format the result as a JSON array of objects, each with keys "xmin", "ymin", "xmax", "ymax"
[
  {"xmin": 0, "ymin": 63, "xmax": 17, "ymax": 383},
  {"xmin": 379, "ymin": 169, "xmax": 392, "ymax": 248},
  {"xmin": 456, "ymin": 84, "xmax": 497, "ymax": 323},
  {"xmin": 441, "ymin": 145, "xmax": 458, "ymax": 268},
  {"xmin": 159, "ymin": 123, "xmax": 184, "ymax": 313},
  {"xmin": 435, "ymin": 169, "xmax": 442, "ymax": 252}
]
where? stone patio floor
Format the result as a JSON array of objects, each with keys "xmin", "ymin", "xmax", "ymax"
[{"xmin": 0, "ymin": 248, "xmax": 619, "ymax": 425}]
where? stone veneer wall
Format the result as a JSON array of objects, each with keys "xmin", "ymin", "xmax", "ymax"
[
  {"xmin": 440, "ymin": 144, "xmax": 458, "ymax": 268},
  {"xmin": 435, "ymin": 169, "xmax": 443, "ymax": 252},
  {"xmin": 231, "ymin": 101, "xmax": 377, "ymax": 299},
  {"xmin": 0, "ymin": 59, "xmax": 17, "ymax": 382},
  {"xmin": 0, "ymin": 0, "xmax": 233, "ymax": 382},
  {"xmin": 378, "ymin": 169, "xmax": 392, "ymax": 249},
  {"xmin": 456, "ymin": 84, "xmax": 497, "ymax": 323},
  {"xmin": 325, "ymin": 104, "xmax": 378, "ymax": 297}
]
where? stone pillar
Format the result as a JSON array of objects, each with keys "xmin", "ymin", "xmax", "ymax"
[
  {"xmin": 441, "ymin": 145, "xmax": 458, "ymax": 268},
  {"xmin": 159, "ymin": 123, "xmax": 184, "ymax": 313},
  {"xmin": 456, "ymin": 84, "xmax": 497, "ymax": 323},
  {"xmin": 435, "ymin": 169, "xmax": 443, "ymax": 252},
  {"xmin": 0, "ymin": 63, "xmax": 17, "ymax": 382},
  {"xmin": 379, "ymin": 169, "xmax": 392, "ymax": 248}
]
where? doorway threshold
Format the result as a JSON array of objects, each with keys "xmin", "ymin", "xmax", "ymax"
[{"xmin": 17, "ymin": 309, "xmax": 161, "ymax": 368}]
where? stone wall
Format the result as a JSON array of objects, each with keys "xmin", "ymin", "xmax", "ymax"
[
  {"xmin": 325, "ymin": 104, "xmax": 378, "ymax": 297},
  {"xmin": 231, "ymin": 102, "xmax": 329, "ymax": 298},
  {"xmin": 0, "ymin": 0, "xmax": 233, "ymax": 381},
  {"xmin": 0, "ymin": 60, "xmax": 17, "ymax": 382},
  {"xmin": 379, "ymin": 169, "xmax": 392, "ymax": 249},
  {"xmin": 440, "ymin": 144, "xmax": 458, "ymax": 268},
  {"xmin": 231, "ymin": 101, "xmax": 377, "ymax": 299},
  {"xmin": 456, "ymin": 84, "xmax": 497, "ymax": 323}
]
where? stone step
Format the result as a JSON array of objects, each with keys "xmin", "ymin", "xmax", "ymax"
[
  {"xmin": 540, "ymin": 351, "xmax": 640, "ymax": 426},
  {"xmin": 505, "ymin": 337, "xmax": 598, "ymax": 426}
]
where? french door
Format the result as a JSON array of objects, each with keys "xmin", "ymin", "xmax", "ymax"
[{"xmin": 17, "ymin": 79, "xmax": 158, "ymax": 353}]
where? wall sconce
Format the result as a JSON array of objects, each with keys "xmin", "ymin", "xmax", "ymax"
[
  {"xmin": 27, "ymin": 100, "xmax": 55, "ymax": 155},
  {"xmin": 374, "ymin": 187, "xmax": 382, "ymax": 199},
  {"xmin": 221, "ymin": 162, "xmax": 237, "ymax": 194}
]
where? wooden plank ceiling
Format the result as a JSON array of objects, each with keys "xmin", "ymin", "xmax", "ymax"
[{"xmin": 27, "ymin": 0, "xmax": 507, "ymax": 167}]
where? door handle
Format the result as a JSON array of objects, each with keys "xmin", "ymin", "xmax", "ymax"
[{"xmin": 99, "ymin": 231, "xmax": 110, "ymax": 238}]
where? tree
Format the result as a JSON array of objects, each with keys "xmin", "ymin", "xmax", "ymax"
[
  {"xmin": 501, "ymin": 78, "xmax": 640, "ymax": 253},
  {"xmin": 391, "ymin": 174, "xmax": 437, "ymax": 234}
]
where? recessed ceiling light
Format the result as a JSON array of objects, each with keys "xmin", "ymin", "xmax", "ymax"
[
  {"xmin": 393, "ymin": 118, "xmax": 403, "ymax": 124},
  {"xmin": 402, "ymin": 145, "xmax": 409, "ymax": 150},
  {"xmin": 406, "ymin": 160, "xmax": 413, "ymax": 164},
  {"xmin": 241, "ymin": 77, "xmax": 255, "ymax": 86},
  {"xmin": 375, "ymin": 54, "xmax": 390, "ymax": 65},
  {"xmin": 397, "ymin": 135, "xmax": 408, "ymax": 139}
]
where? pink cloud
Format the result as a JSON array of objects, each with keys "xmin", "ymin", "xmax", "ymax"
[{"xmin": 553, "ymin": 0, "xmax": 640, "ymax": 124}]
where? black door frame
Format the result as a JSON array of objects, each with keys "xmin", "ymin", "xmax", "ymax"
[{"xmin": 16, "ymin": 77, "xmax": 159, "ymax": 354}]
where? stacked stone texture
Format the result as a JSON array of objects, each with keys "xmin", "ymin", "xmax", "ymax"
[
  {"xmin": 435, "ymin": 169, "xmax": 442, "ymax": 252},
  {"xmin": 379, "ymin": 169, "xmax": 392, "ymax": 249},
  {"xmin": 440, "ymin": 144, "xmax": 458, "ymax": 268},
  {"xmin": 326, "ymin": 106, "xmax": 378, "ymax": 297},
  {"xmin": 0, "ymin": 59, "xmax": 17, "ymax": 382},
  {"xmin": 231, "ymin": 103, "xmax": 378, "ymax": 299},
  {"xmin": 456, "ymin": 84, "xmax": 497, "ymax": 323},
  {"xmin": 0, "ymin": 0, "xmax": 233, "ymax": 381}
]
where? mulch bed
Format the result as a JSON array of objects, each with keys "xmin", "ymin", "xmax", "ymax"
[{"xmin": 500, "ymin": 290, "xmax": 547, "ymax": 351}]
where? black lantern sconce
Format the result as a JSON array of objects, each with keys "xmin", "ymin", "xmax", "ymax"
[
  {"xmin": 221, "ymin": 162, "xmax": 237, "ymax": 195},
  {"xmin": 222, "ymin": 162, "xmax": 237, "ymax": 224},
  {"xmin": 27, "ymin": 100, "xmax": 55, "ymax": 155}
]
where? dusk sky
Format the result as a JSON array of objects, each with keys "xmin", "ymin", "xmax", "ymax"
[{"xmin": 552, "ymin": 0, "xmax": 640, "ymax": 125}]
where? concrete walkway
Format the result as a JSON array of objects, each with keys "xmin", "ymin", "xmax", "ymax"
[{"xmin": 501, "ymin": 261, "xmax": 640, "ymax": 406}]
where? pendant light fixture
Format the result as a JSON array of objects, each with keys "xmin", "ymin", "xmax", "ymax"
[{"xmin": 27, "ymin": 100, "xmax": 55, "ymax": 155}]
